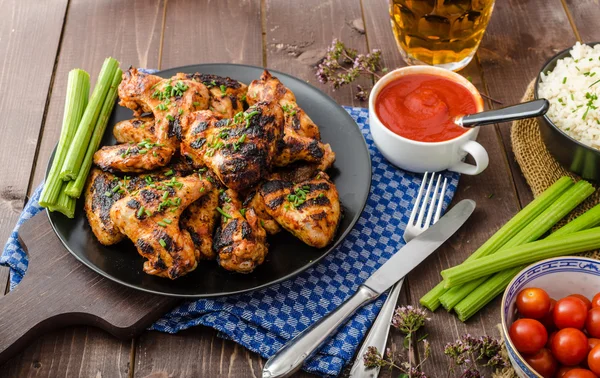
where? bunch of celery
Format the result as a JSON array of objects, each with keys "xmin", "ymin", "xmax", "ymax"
[
  {"xmin": 421, "ymin": 176, "xmax": 600, "ymax": 321},
  {"xmin": 39, "ymin": 57, "xmax": 122, "ymax": 217}
]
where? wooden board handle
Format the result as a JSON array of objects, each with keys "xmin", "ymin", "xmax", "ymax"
[{"xmin": 0, "ymin": 212, "xmax": 177, "ymax": 364}]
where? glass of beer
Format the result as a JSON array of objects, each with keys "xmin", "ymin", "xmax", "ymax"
[{"xmin": 390, "ymin": 0, "xmax": 495, "ymax": 71}]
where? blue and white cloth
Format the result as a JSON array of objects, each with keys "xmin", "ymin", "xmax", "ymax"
[{"xmin": 1, "ymin": 106, "xmax": 459, "ymax": 377}]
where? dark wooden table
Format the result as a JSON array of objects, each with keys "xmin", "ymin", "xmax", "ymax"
[{"xmin": 0, "ymin": 0, "xmax": 597, "ymax": 376}]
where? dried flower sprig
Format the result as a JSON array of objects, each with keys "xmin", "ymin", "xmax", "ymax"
[
  {"xmin": 315, "ymin": 39, "xmax": 386, "ymax": 101},
  {"xmin": 444, "ymin": 334, "xmax": 509, "ymax": 378},
  {"xmin": 363, "ymin": 305, "xmax": 431, "ymax": 378}
]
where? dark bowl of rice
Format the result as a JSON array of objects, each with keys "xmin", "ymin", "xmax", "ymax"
[{"xmin": 535, "ymin": 42, "xmax": 600, "ymax": 181}]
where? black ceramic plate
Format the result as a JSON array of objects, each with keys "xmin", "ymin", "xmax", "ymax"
[{"xmin": 47, "ymin": 64, "xmax": 371, "ymax": 297}]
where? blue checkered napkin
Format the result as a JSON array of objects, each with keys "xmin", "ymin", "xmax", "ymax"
[{"xmin": 1, "ymin": 107, "xmax": 459, "ymax": 377}]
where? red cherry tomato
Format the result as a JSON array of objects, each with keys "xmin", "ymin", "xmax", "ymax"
[
  {"xmin": 570, "ymin": 294, "xmax": 593, "ymax": 311},
  {"xmin": 586, "ymin": 308, "xmax": 600, "ymax": 338},
  {"xmin": 554, "ymin": 297, "xmax": 589, "ymax": 329},
  {"xmin": 541, "ymin": 298, "xmax": 557, "ymax": 330},
  {"xmin": 592, "ymin": 293, "xmax": 600, "ymax": 309},
  {"xmin": 590, "ymin": 338, "xmax": 600, "ymax": 351},
  {"xmin": 517, "ymin": 288, "xmax": 552, "ymax": 319},
  {"xmin": 523, "ymin": 348, "xmax": 558, "ymax": 378},
  {"xmin": 548, "ymin": 331, "xmax": 558, "ymax": 348},
  {"xmin": 509, "ymin": 318, "xmax": 548, "ymax": 354},
  {"xmin": 563, "ymin": 368, "xmax": 598, "ymax": 378},
  {"xmin": 557, "ymin": 366, "xmax": 579, "ymax": 378},
  {"xmin": 551, "ymin": 328, "xmax": 590, "ymax": 366},
  {"xmin": 589, "ymin": 345, "xmax": 600, "ymax": 376}
]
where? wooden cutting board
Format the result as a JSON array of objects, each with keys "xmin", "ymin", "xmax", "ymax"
[{"xmin": 0, "ymin": 211, "xmax": 178, "ymax": 364}]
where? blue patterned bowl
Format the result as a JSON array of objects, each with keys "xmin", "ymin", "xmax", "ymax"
[{"xmin": 501, "ymin": 257, "xmax": 600, "ymax": 378}]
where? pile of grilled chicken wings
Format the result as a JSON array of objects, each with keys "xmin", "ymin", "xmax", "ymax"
[{"xmin": 84, "ymin": 68, "xmax": 341, "ymax": 279}]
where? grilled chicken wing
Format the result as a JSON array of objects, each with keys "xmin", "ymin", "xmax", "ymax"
[
  {"xmin": 84, "ymin": 168, "xmax": 126, "ymax": 245},
  {"xmin": 213, "ymin": 189, "xmax": 268, "ymax": 273},
  {"xmin": 259, "ymin": 171, "xmax": 341, "ymax": 248},
  {"xmin": 180, "ymin": 102, "xmax": 284, "ymax": 192},
  {"xmin": 183, "ymin": 73, "xmax": 247, "ymax": 118},
  {"xmin": 94, "ymin": 68, "xmax": 211, "ymax": 172},
  {"xmin": 243, "ymin": 191, "xmax": 281, "ymax": 235},
  {"xmin": 180, "ymin": 186, "xmax": 220, "ymax": 260},
  {"xmin": 110, "ymin": 175, "xmax": 213, "ymax": 279},
  {"xmin": 247, "ymin": 71, "xmax": 335, "ymax": 170},
  {"xmin": 113, "ymin": 117, "xmax": 157, "ymax": 144}
]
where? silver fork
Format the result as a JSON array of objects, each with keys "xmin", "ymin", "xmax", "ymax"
[{"xmin": 349, "ymin": 172, "xmax": 448, "ymax": 378}]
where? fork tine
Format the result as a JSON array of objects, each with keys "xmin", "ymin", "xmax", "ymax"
[
  {"xmin": 433, "ymin": 177, "xmax": 448, "ymax": 223},
  {"xmin": 408, "ymin": 172, "xmax": 428, "ymax": 226},
  {"xmin": 424, "ymin": 174, "xmax": 442, "ymax": 228},
  {"xmin": 416, "ymin": 172, "xmax": 435, "ymax": 228}
]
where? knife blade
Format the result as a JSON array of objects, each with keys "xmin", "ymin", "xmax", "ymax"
[{"xmin": 262, "ymin": 199, "xmax": 476, "ymax": 378}]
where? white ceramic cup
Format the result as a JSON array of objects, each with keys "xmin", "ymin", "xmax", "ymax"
[{"xmin": 368, "ymin": 66, "xmax": 489, "ymax": 175}]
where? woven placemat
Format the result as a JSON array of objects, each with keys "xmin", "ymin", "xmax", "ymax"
[{"xmin": 511, "ymin": 79, "xmax": 600, "ymax": 260}]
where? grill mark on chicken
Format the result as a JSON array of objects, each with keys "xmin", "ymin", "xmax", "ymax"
[
  {"xmin": 261, "ymin": 180, "xmax": 292, "ymax": 195},
  {"xmin": 215, "ymin": 219, "xmax": 238, "ymax": 249},
  {"xmin": 296, "ymin": 195, "xmax": 330, "ymax": 210},
  {"xmin": 127, "ymin": 199, "xmax": 140, "ymax": 209},
  {"xmin": 137, "ymin": 239, "xmax": 155, "ymax": 254},
  {"xmin": 267, "ymin": 196, "xmax": 285, "ymax": 210},
  {"xmin": 168, "ymin": 118, "xmax": 182, "ymax": 140},
  {"xmin": 308, "ymin": 140, "xmax": 324, "ymax": 159},
  {"xmin": 187, "ymin": 73, "xmax": 242, "ymax": 89},
  {"xmin": 140, "ymin": 189, "xmax": 160, "ymax": 204},
  {"xmin": 153, "ymin": 229, "xmax": 175, "ymax": 252},
  {"xmin": 192, "ymin": 122, "xmax": 209, "ymax": 134}
]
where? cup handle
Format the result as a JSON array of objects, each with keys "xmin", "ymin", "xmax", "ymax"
[{"xmin": 448, "ymin": 140, "xmax": 489, "ymax": 175}]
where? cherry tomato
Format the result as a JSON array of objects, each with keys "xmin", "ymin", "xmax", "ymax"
[
  {"xmin": 509, "ymin": 318, "xmax": 548, "ymax": 354},
  {"xmin": 557, "ymin": 366, "xmax": 579, "ymax": 378},
  {"xmin": 592, "ymin": 293, "xmax": 600, "ymax": 309},
  {"xmin": 590, "ymin": 338, "xmax": 600, "ymax": 351},
  {"xmin": 541, "ymin": 298, "xmax": 558, "ymax": 330},
  {"xmin": 548, "ymin": 331, "xmax": 557, "ymax": 348},
  {"xmin": 517, "ymin": 288, "xmax": 552, "ymax": 319},
  {"xmin": 524, "ymin": 348, "xmax": 558, "ymax": 378},
  {"xmin": 551, "ymin": 328, "xmax": 589, "ymax": 366},
  {"xmin": 563, "ymin": 368, "xmax": 598, "ymax": 378},
  {"xmin": 586, "ymin": 308, "xmax": 600, "ymax": 338},
  {"xmin": 570, "ymin": 294, "xmax": 593, "ymax": 311},
  {"xmin": 554, "ymin": 297, "xmax": 589, "ymax": 329},
  {"xmin": 589, "ymin": 345, "xmax": 600, "ymax": 376}
]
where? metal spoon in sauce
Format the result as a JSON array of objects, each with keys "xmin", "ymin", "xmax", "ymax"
[{"xmin": 456, "ymin": 99, "xmax": 550, "ymax": 127}]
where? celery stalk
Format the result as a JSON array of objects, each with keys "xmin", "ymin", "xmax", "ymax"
[
  {"xmin": 419, "ymin": 176, "xmax": 573, "ymax": 311},
  {"xmin": 451, "ymin": 181, "xmax": 595, "ymax": 321},
  {"xmin": 39, "ymin": 69, "xmax": 90, "ymax": 208},
  {"xmin": 439, "ymin": 278, "xmax": 486, "ymax": 310},
  {"xmin": 420, "ymin": 281, "xmax": 447, "ymax": 312},
  {"xmin": 454, "ymin": 270, "xmax": 515, "ymax": 322},
  {"xmin": 440, "ymin": 180, "xmax": 594, "ymax": 290},
  {"xmin": 441, "ymin": 227, "xmax": 600, "ymax": 285},
  {"xmin": 65, "ymin": 68, "xmax": 122, "ymax": 198},
  {"xmin": 60, "ymin": 57, "xmax": 120, "ymax": 180},
  {"xmin": 549, "ymin": 203, "xmax": 600, "ymax": 238},
  {"xmin": 47, "ymin": 182, "xmax": 76, "ymax": 218}
]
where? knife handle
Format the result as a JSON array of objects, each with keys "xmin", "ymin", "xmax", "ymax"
[{"xmin": 263, "ymin": 284, "xmax": 380, "ymax": 378}]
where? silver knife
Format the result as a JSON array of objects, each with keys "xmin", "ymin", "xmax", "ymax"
[{"xmin": 262, "ymin": 199, "xmax": 476, "ymax": 378}]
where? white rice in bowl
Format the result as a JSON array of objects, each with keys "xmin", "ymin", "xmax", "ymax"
[{"xmin": 538, "ymin": 42, "xmax": 600, "ymax": 149}]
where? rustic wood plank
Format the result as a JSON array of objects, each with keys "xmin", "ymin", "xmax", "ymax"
[
  {"xmin": 361, "ymin": 0, "xmax": 523, "ymax": 375},
  {"xmin": 30, "ymin": 0, "xmax": 164, "ymax": 187},
  {"xmin": 2, "ymin": 327, "xmax": 132, "ymax": 378},
  {"xmin": 160, "ymin": 0, "xmax": 263, "ymax": 68},
  {"xmin": 564, "ymin": 0, "xmax": 600, "ymax": 42},
  {"xmin": 478, "ymin": 0, "xmax": 577, "ymax": 207},
  {"xmin": 264, "ymin": 0, "xmax": 370, "ymax": 107},
  {"xmin": 134, "ymin": 1, "xmax": 272, "ymax": 377},
  {"xmin": 7, "ymin": 0, "xmax": 165, "ymax": 377},
  {"xmin": 0, "ymin": 0, "xmax": 68, "ymax": 296}
]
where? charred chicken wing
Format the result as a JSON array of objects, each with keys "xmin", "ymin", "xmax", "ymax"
[
  {"xmin": 259, "ymin": 171, "xmax": 341, "ymax": 248},
  {"xmin": 213, "ymin": 189, "xmax": 268, "ymax": 273},
  {"xmin": 110, "ymin": 175, "xmax": 213, "ymax": 279},
  {"xmin": 94, "ymin": 68, "xmax": 210, "ymax": 172},
  {"xmin": 84, "ymin": 168, "xmax": 126, "ymax": 245},
  {"xmin": 180, "ymin": 185, "xmax": 220, "ymax": 260},
  {"xmin": 247, "ymin": 70, "xmax": 335, "ymax": 170},
  {"xmin": 180, "ymin": 102, "xmax": 284, "ymax": 192},
  {"xmin": 183, "ymin": 73, "xmax": 248, "ymax": 118}
]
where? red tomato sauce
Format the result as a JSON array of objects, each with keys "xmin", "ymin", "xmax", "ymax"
[{"xmin": 375, "ymin": 74, "xmax": 478, "ymax": 143}]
